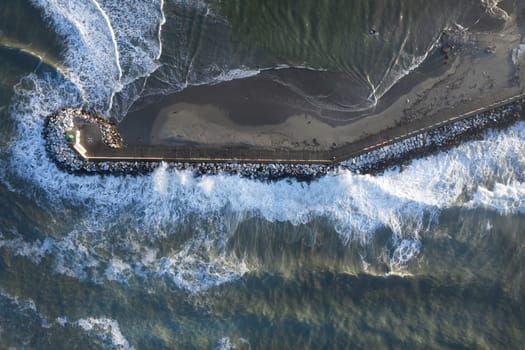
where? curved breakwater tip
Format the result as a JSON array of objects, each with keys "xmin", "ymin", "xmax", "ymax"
[{"xmin": 44, "ymin": 98, "xmax": 525, "ymax": 180}]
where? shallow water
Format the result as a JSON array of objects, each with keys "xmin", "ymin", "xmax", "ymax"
[{"xmin": 0, "ymin": 0, "xmax": 524, "ymax": 349}]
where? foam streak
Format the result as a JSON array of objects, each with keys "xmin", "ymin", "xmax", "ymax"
[
  {"xmin": 90, "ymin": 0, "xmax": 123, "ymax": 112},
  {"xmin": 157, "ymin": 0, "xmax": 166, "ymax": 60}
]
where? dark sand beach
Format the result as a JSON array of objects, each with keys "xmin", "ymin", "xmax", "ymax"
[{"xmin": 119, "ymin": 13, "xmax": 524, "ymax": 156}]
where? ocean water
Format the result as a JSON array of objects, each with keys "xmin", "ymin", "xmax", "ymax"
[{"xmin": 0, "ymin": 0, "xmax": 525, "ymax": 349}]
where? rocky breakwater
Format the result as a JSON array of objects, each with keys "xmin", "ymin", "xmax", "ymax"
[
  {"xmin": 44, "ymin": 98, "xmax": 525, "ymax": 180},
  {"xmin": 341, "ymin": 98, "xmax": 525, "ymax": 174},
  {"xmin": 43, "ymin": 107, "xmax": 144, "ymax": 174},
  {"xmin": 43, "ymin": 108, "xmax": 333, "ymax": 179}
]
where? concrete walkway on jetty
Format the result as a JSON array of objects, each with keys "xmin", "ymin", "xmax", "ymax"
[{"xmin": 72, "ymin": 93, "xmax": 525, "ymax": 165}]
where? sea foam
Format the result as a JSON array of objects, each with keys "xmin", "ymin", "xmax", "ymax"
[
  {"xmin": 29, "ymin": 0, "xmax": 165, "ymax": 116},
  {"xmin": 5, "ymin": 70, "xmax": 525, "ymax": 290},
  {"xmin": 76, "ymin": 318, "xmax": 134, "ymax": 350},
  {"xmin": 4, "ymin": 0, "xmax": 525, "ymax": 292},
  {"xmin": 0, "ymin": 289, "xmax": 134, "ymax": 349}
]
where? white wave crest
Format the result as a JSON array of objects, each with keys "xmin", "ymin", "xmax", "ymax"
[
  {"xmin": 213, "ymin": 337, "xmax": 235, "ymax": 350},
  {"xmin": 371, "ymin": 37, "xmax": 440, "ymax": 103},
  {"xmin": 155, "ymin": 230, "xmax": 249, "ymax": 293},
  {"xmin": 0, "ymin": 290, "xmax": 133, "ymax": 350},
  {"xmin": 76, "ymin": 318, "xmax": 134, "ymax": 350},
  {"xmin": 29, "ymin": 0, "xmax": 165, "ymax": 116},
  {"xmin": 390, "ymin": 238, "xmax": 422, "ymax": 269},
  {"xmin": 89, "ymin": 0, "xmax": 164, "ymax": 84},
  {"xmin": 105, "ymin": 257, "xmax": 133, "ymax": 283},
  {"xmin": 469, "ymin": 182, "xmax": 525, "ymax": 215},
  {"xmin": 0, "ymin": 289, "xmax": 38, "ymax": 314},
  {"xmin": 168, "ymin": 66, "xmax": 261, "ymax": 95},
  {"xmin": 0, "ymin": 289, "xmax": 52, "ymax": 328},
  {"xmin": 0, "ymin": 232, "xmax": 99, "ymax": 281},
  {"xmin": 29, "ymin": 0, "xmax": 122, "ymax": 112},
  {"xmin": 0, "ymin": 221, "xmax": 248, "ymax": 293},
  {"xmin": 6, "ymin": 72, "xmax": 525, "ymax": 274}
]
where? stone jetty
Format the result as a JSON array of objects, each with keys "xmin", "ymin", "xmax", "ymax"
[
  {"xmin": 340, "ymin": 99, "xmax": 524, "ymax": 175},
  {"xmin": 44, "ymin": 97, "xmax": 525, "ymax": 180}
]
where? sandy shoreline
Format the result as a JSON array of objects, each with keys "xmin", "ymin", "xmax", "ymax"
[
  {"xmin": 119, "ymin": 6, "xmax": 524, "ymax": 154},
  {"xmin": 150, "ymin": 102, "xmax": 351, "ymax": 149}
]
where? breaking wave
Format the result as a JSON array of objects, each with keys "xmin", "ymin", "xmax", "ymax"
[
  {"xmin": 2, "ymin": 0, "xmax": 525, "ymax": 293},
  {"xmin": 75, "ymin": 317, "xmax": 134, "ymax": 350},
  {"xmin": 29, "ymin": 0, "xmax": 165, "ymax": 116},
  {"xmin": 0, "ymin": 290, "xmax": 133, "ymax": 350},
  {"xmin": 4, "ymin": 68, "xmax": 525, "ymax": 291}
]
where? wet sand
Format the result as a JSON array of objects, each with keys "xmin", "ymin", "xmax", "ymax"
[{"xmin": 119, "ymin": 9, "xmax": 525, "ymax": 154}]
